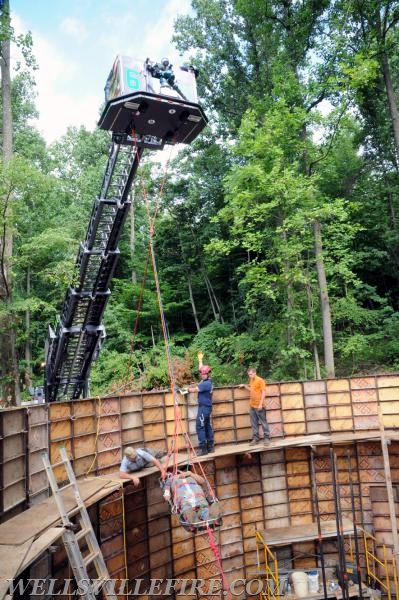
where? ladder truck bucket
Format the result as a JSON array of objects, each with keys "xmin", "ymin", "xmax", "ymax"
[{"xmin": 98, "ymin": 55, "xmax": 208, "ymax": 147}]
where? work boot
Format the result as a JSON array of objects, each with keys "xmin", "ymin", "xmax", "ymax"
[
  {"xmin": 207, "ymin": 443, "xmax": 215, "ymax": 453},
  {"xmin": 249, "ymin": 439, "xmax": 259, "ymax": 446},
  {"xmin": 199, "ymin": 445, "xmax": 208, "ymax": 456}
]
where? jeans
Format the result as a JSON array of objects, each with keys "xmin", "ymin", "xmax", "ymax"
[
  {"xmin": 196, "ymin": 405, "xmax": 214, "ymax": 448},
  {"xmin": 250, "ymin": 407, "xmax": 270, "ymax": 440}
]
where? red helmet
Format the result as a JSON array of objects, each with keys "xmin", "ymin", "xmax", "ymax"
[{"xmin": 199, "ymin": 365, "xmax": 212, "ymax": 375}]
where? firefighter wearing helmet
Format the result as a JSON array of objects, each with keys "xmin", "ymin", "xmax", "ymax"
[{"xmin": 188, "ymin": 364, "xmax": 214, "ymax": 455}]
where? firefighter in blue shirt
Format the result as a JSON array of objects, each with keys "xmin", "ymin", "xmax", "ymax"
[{"xmin": 189, "ymin": 365, "xmax": 214, "ymax": 456}]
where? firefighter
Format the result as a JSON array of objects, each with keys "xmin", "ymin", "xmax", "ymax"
[{"xmin": 189, "ymin": 365, "xmax": 214, "ymax": 456}]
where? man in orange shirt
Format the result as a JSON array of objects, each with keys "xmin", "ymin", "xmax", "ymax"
[{"xmin": 239, "ymin": 367, "xmax": 270, "ymax": 446}]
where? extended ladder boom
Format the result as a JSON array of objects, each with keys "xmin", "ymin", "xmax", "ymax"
[
  {"xmin": 45, "ymin": 143, "xmax": 142, "ymax": 402},
  {"xmin": 44, "ymin": 54, "xmax": 207, "ymax": 402}
]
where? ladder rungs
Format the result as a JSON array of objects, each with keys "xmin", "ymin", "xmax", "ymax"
[
  {"xmin": 75, "ymin": 527, "xmax": 91, "ymax": 542},
  {"xmin": 83, "ymin": 550, "xmax": 100, "ymax": 567},
  {"xmin": 59, "ymin": 482, "xmax": 75, "ymax": 492}
]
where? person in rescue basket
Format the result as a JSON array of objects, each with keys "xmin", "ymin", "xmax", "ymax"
[
  {"xmin": 188, "ymin": 365, "xmax": 214, "ymax": 456},
  {"xmin": 238, "ymin": 367, "xmax": 270, "ymax": 446},
  {"xmin": 161, "ymin": 468, "xmax": 222, "ymax": 531},
  {"xmin": 119, "ymin": 446, "xmax": 166, "ymax": 486}
]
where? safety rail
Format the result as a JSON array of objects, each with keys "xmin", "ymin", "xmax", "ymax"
[
  {"xmin": 363, "ymin": 530, "xmax": 398, "ymax": 600},
  {"xmin": 256, "ymin": 530, "xmax": 280, "ymax": 600}
]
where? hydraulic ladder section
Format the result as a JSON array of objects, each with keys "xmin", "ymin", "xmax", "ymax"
[
  {"xmin": 45, "ymin": 142, "xmax": 143, "ymax": 402},
  {"xmin": 42, "ymin": 446, "xmax": 117, "ymax": 600}
]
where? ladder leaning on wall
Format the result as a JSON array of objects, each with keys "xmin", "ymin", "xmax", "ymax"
[{"xmin": 41, "ymin": 446, "xmax": 117, "ymax": 600}]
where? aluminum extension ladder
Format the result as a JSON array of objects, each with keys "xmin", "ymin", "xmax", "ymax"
[{"xmin": 42, "ymin": 446, "xmax": 117, "ymax": 599}]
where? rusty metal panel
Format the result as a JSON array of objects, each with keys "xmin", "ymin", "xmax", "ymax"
[
  {"xmin": 328, "ymin": 391, "xmax": 352, "ymax": 405},
  {"xmin": 96, "ymin": 447, "xmax": 121, "ymax": 470},
  {"xmin": 121, "ymin": 395, "xmax": 144, "ymax": 445},
  {"xmin": 234, "ymin": 397, "xmax": 250, "ymax": 414},
  {"xmin": 99, "ymin": 489, "xmax": 123, "ymax": 542},
  {"xmin": 377, "ymin": 374, "xmax": 399, "ymax": 388},
  {"xmin": 281, "ymin": 382, "xmax": 302, "ymax": 394},
  {"xmin": 50, "ymin": 418, "xmax": 72, "ymax": 442},
  {"xmin": 327, "ymin": 378, "xmax": 350, "ymax": 391},
  {"xmin": 281, "ymin": 393, "xmax": 304, "ymax": 410},
  {"xmin": 0, "ymin": 408, "xmax": 28, "ymax": 518},
  {"xmin": 213, "ymin": 414, "xmax": 235, "ymax": 436},
  {"xmin": 282, "ymin": 408, "xmax": 306, "ymax": 423},
  {"xmin": 120, "ymin": 393, "xmax": 142, "ymax": 411},
  {"xmin": 283, "ymin": 422, "xmax": 307, "ymax": 435},
  {"xmin": 144, "ymin": 421, "xmax": 167, "ymax": 443},
  {"xmin": 303, "ymin": 380, "xmax": 326, "ymax": 394},
  {"xmin": 48, "ymin": 401, "xmax": 71, "ymax": 422},
  {"xmin": 27, "ymin": 404, "xmax": 49, "ymax": 506},
  {"xmin": 307, "ymin": 418, "xmax": 330, "ymax": 434},
  {"xmin": 49, "ymin": 429, "xmax": 72, "ymax": 476},
  {"xmin": 72, "ymin": 415, "xmax": 96, "ymax": 437},
  {"xmin": 234, "ymin": 413, "xmax": 250, "ymax": 429}
]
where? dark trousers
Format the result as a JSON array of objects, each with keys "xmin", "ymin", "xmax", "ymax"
[
  {"xmin": 250, "ymin": 407, "xmax": 270, "ymax": 440},
  {"xmin": 196, "ymin": 405, "xmax": 214, "ymax": 448}
]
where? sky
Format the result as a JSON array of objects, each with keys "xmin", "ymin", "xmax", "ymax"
[{"xmin": 11, "ymin": 0, "xmax": 193, "ymax": 144}]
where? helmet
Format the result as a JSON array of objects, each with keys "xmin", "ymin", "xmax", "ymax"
[
  {"xmin": 199, "ymin": 365, "xmax": 212, "ymax": 375},
  {"xmin": 161, "ymin": 57, "xmax": 169, "ymax": 67}
]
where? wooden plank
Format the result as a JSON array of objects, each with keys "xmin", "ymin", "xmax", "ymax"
[
  {"xmin": 110, "ymin": 431, "xmax": 399, "ymax": 487},
  {"xmin": 256, "ymin": 517, "xmax": 354, "ymax": 546},
  {"xmin": 0, "ymin": 540, "xmax": 31, "ymax": 600},
  {"xmin": 16, "ymin": 527, "xmax": 65, "ymax": 576},
  {"xmin": 0, "ymin": 477, "xmax": 121, "ymax": 545}
]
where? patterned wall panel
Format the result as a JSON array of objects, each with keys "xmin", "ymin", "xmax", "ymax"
[
  {"xmin": 3, "ymin": 373, "xmax": 399, "ymax": 598},
  {"xmin": 0, "ymin": 408, "xmax": 27, "ymax": 519},
  {"xmin": 27, "ymin": 405, "xmax": 49, "ymax": 506}
]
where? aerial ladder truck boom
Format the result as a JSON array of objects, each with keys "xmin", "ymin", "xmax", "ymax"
[{"xmin": 44, "ymin": 56, "xmax": 207, "ymax": 402}]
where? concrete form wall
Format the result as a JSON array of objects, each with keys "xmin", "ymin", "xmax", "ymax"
[{"xmin": 1, "ymin": 374, "xmax": 399, "ymax": 598}]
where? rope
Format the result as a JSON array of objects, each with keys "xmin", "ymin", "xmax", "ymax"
[
  {"xmin": 123, "ymin": 132, "xmax": 230, "ymax": 594},
  {"xmin": 208, "ymin": 528, "xmax": 232, "ymax": 599},
  {"xmin": 131, "ymin": 133, "xmax": 220, "ymax": 486},
  {"xmin": 124, "ymin": 244, "xmax": 152, "ymax": 386}
]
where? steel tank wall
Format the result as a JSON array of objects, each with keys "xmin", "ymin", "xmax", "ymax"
[{"xmin": 1, "ymin": 373, "xmax": 399, "ymax": 598}]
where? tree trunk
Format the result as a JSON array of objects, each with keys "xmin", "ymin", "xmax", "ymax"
[
  {"xmin": 202, "ymin": 266, "xmax": 224, "ymax": 323},
  {"xmin": 187, "ymin": 271, "xmax": 200, "ymax": 332},
  {"xmin": 0, "ymin": 0, "xmax": 21, "ymax": 405},
  {"xmin": 202, "ymin": 270, "xmax": 218, "ymax": 320},
  {"xmin": 313, "ymin": 219, "xmax": 335, "ymax": 378},
  {"xmin": 306, "ymin": 280, "xmax": 321, "ymax": 379},
  {"xmin": 25, "ymin": 266, "xmax": 32, "ymax": 387},
  {"xmin": 380, "ymin": 50, "xmax": 399, "ymax": 168},
  {"xmin": 282, "ymin": 230, "xmax": 294, "ymax": 345},
  {"xmin": 177, "ymin": 232, "xmax": 201, "ymax": 332}
]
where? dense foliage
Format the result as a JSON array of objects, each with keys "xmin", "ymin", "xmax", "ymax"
[{"xmin": 3, "ymin": 0, "xmax": 399, "ymax": 403}]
